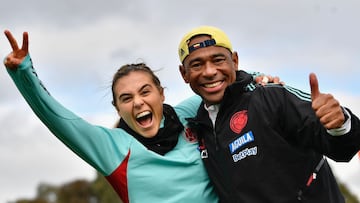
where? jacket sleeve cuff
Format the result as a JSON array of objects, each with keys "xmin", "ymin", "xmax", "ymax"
[{"xmin": 327, "ymin": 107, "xmax": 351, "ymax": 136}]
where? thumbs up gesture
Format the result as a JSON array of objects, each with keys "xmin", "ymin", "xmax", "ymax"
[{"xmin": 310, "ymin": 73, "xmax": 345, "ymax": 129}]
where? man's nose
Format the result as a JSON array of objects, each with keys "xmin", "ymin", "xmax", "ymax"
[{"xmin": 202, "ymin": 62, "xmax": 217, "ymax": 77}]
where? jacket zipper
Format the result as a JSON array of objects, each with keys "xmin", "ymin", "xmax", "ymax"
[
  {"xmin": 297, "ymin": 157, "xmax": 326, "ymax": 200},
  {"xmin": 213, "ymin": 127, "xmax": 219, "ymax": 151}
]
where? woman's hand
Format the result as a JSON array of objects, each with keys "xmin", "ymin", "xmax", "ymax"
[{"xmin": 3, "ymin": 30, "xmax": 29, "ymax": 69}]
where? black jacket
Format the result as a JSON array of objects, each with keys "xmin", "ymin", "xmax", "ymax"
[{"xmin": 188, "ymin": 71, "xmax": 360, "ymax": 203}]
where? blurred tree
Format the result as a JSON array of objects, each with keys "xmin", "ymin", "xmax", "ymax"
[
  {"xmin": 37, "ymin": 183, "xmax": 58, "ymax": 202},
  {"xmin": 13, "ymin": 173, "xmax": 122, "ymax": 203},
  {"xmin": 56, "ymin": 180, "xmax": 96, "ymax": 203},
  {"xmin": 13, "ymin": 199, "xmax": 48, "ymax": 203},
  {"xmin": 13, "ymin": 172, "xmax": 357, "ymax": 203},
  {"xmin": 339, "ymin": 182, "xmax": 360, "ymax": 203},
  {"xmin": 91, "ymin": 172, "xmax": 122, "ymax": 203}
]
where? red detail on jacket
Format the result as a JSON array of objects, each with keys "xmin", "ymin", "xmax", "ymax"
[
  {"xmin": 230, "ymin": 110, "xmax": 248, "ymax": 134},
  {"xmin": 185, "ymin": 127, "xmax": 198, "ymax": 143},
  {"xmin": 106, "ymin": 150, "xmax": 131, "ymax": 203}
]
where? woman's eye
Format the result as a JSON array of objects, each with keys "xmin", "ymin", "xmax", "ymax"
[{"xmin": 121, "ymin": 97, "xmax": 132, "ymax": 103}]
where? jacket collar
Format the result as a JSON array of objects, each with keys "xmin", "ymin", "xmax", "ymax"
[{"xmin": 187, "ymin": 70, "xmax": 254, "ymax": 126}]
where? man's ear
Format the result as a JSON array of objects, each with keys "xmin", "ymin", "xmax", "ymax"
[
  {"xmin": 179, "ymin": 65, "xmax": 189, "ymax": 83},
  {"xmin": 232, "ymin": 51, "xmax": 239, "ymax": 71}
]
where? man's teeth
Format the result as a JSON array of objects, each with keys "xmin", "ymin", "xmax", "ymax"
[
  {"xmin": 204, "ymin": 81, "xmax": 222, "ymax": 88},
  {"xmin": 136, "ymin": 111, "xmax": 151, "ymax": 119}
]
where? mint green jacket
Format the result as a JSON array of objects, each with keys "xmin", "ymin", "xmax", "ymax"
[{"xmin": 7, "ymin": 55, "xmax": 218, "ymax": 203}]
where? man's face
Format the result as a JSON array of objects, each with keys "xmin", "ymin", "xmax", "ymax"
[{"xmin": 179, "ymin": 35, "xmax": 238, "ymax": 106}]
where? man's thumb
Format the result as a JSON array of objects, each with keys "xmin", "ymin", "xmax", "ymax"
[{"xmin": 310, "ymin": 73, "xmax": 320, "ymax": 101}]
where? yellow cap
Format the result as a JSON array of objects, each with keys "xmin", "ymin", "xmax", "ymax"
[{"xmin": 178, "ymin": 26, "xmax": 233, "ymax": 63}]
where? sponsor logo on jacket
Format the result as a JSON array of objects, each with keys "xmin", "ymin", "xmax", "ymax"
[
  {"xmin": 229, "ymin": 131, "xmax": 254, "ymax": 154},
  {"xmin": 232, "ymin": 146, "xmax": 257, "ymax": 162},
  {"xmin": 229, "ymin": 131, "xmax": 257, "ymax": 162}
]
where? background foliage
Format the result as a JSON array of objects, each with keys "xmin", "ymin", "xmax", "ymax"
[{"xmin": 10, "ymin": 172, "xmax": 359, "ymax": 203}]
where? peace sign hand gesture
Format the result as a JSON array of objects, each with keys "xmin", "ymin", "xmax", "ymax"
[{"xmin": 3, "ymin": 30, "xmax": 29, "ymax": 69}]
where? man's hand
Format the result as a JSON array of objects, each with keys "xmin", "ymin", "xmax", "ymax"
[
  {"xmin": 310, "ymin": 73, "xmax": 344, "ymax": 129},
  {"xmin": 255, "ymin": 75, "xmax": 284, "ymax": 86},
  {"xmin": 3, "ymin": 30, "xmax": 29, "ymax": 69}
]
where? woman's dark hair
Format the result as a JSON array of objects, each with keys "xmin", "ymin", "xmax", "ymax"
[{"xmin": 111, "ymin": 63, "xmax": 163, "ymax": 107}]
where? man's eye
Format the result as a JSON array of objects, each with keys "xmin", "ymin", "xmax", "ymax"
[
  {"xmin": 190, "ymin": 63, "xmax": 202, "ymax": 70},
  {"xmin": 214, "ymin": 57, "xmax": 225, "ymax": 64}
]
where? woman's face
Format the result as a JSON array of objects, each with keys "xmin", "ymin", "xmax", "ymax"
[{"xmin": 113, "ymin": 71, "xmax": 165, "ymax": 138}]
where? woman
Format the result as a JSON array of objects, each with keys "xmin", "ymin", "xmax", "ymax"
[{"xmin": 3, "ymin": 30, "xmax": 274, "ymax": 203}]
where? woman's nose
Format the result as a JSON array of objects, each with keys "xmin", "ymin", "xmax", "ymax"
[{"xmin": 133, "ymin": 97, "xmax": 144, "ymax": 108}]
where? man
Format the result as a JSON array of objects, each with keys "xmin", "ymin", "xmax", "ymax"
[{"xmin": 178, "ymin": 26, "xmax": 360, "ymax": 202}]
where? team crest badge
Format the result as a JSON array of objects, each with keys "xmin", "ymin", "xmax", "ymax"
[{"xmin": 230, "ymin": 110, "xmax": 248, "ymax": 134}]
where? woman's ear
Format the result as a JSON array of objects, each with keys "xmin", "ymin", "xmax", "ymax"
[
  {"xmin": 160, "ymin": 87, "xmax": 165, "ymax": 102},
  {"xmin": 112, "ymin": 100, "xmax": 120, "ymax": 113}
]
